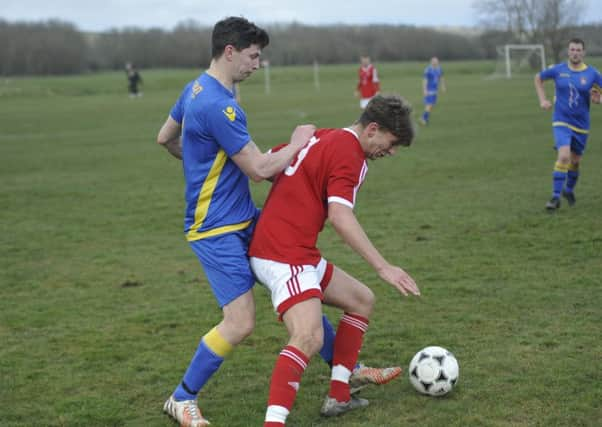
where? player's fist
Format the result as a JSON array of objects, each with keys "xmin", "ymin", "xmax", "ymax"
[
  {"xmin": 290, "ymin": 124, "xmax": 316, "ymax": 147},
  {"xmin": 540, "ymin": 99, "xmax": 552, "ymax": 110},
  {"xmin": 591, "ymin": 88, "xmax": 601, "ymax": 104}
]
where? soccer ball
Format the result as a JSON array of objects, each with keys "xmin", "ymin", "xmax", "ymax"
[{"xmin": 409, "ymin": 346, "xmax": 459, "ymax": 396}]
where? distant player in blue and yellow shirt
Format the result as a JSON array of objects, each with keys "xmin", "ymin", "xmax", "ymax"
[
  {"xmin": 420, "ymin": 56, "xmax": 446, "ymax": 125},
  {"xmin": 535, "ymin": 38, "xmax": 602, "ymax": 211}
]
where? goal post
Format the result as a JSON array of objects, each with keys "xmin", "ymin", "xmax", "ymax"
[
  {"xmin": 313, "ymin": 60, "xmax": 320, "ymax": 92},
  {"xmin": 261, "ymin": 59, "xmax": 271, "ymax": 95},
  {"xmin": 503, "ymin": 44, "xmax": 546, "ymax": 78}
]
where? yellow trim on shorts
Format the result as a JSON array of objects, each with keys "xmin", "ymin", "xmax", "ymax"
[
  {"xmin": 552, "ymin": 122, "xmax": 589, "ymax": 134},
  {"xmin": 203, "ymin": 327, "xmax": 233, "ymax": 357}
]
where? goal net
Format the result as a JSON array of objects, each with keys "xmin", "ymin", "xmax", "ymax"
[{"xmin": 490, "ymin": 44, "xmax": 546, "ymax": 79}]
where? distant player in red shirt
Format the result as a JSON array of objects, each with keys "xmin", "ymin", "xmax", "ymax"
[
  {"xmin": 355, "ymin": 55, "xmax": 380, "ymax": 109},
  {"xmin": 249, "ymin": 95, "xmax": 421, "ymax": 426}
]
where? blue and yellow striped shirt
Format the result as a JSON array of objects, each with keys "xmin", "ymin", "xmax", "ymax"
[
  {"xmin": 170, "ymin": 73, "xmax": 258, "ymax": 241},
  {"xmin": 539, "ymin": 62, "xmax": 602, "ymax": 134}
]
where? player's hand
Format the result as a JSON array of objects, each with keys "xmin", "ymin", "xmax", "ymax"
[
  {"xmin": 354, "ymin": 90, "xmax": 360, "ymax": 98},
  {"xmin": 591, "ymin": 88, "xmax": 601, "ymax": 104},
  {"xmin": 290, "ymin": 124, "xmax": 316, "ymax": 148},
  {"xmin": 378, "ymin": 265, "xmax": 420, "ymax": 297},
  {"xmin": 540, "ymin": 99, "xmax": 552, "ymax": 110}
]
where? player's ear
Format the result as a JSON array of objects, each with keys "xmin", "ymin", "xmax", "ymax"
[
  {"xmin": 367, "ymin": 122, "xmax": 379, "ymax": 137},
  {"xmin": 224, "ymin": 45, "xmax": 235, "ymax": 61}
]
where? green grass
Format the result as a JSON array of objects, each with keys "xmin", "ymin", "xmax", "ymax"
[{"xmin": 1, "ymin": 59, "xmax": 601, "ymax": 426}]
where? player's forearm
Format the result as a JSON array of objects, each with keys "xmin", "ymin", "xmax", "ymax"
[
  {"xmin": 329, "ymin": 207, "xmax": 388, "ymax": 273},
  {"xmin": 252, "ymin": 125, "xmax": 315, "ymax": 181},
  {"xmin": 534, "ymin": 75, "xmax": 547, "ymax": 102},
  {"xmin": 161, "ymin": 137, "xmax": 182, "ymax": 160},
  {"xmin": 254, "ymin": 144, "xmax": 303, "ymax": 181},
  {"xmin": 157, "ymin": 116, "xmax": 182, "ymax": 159}
]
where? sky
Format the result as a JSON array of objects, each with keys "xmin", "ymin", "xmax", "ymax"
[{"xmin": 3, "ymin": 0, "xmax": 600, "ymax": 32}]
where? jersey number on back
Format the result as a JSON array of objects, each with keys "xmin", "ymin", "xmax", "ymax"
[{"xmin": 285, "ymin": 137, "xmax": 320, "ymax": 176}]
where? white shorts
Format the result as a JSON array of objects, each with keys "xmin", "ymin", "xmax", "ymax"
[
  {"xmin": 250, "ymin": 257, "xmax": 333, "ymax": 318},
  {"xmin": 360, "ymin": 98, "xmax": 372, "ymax": 109}
]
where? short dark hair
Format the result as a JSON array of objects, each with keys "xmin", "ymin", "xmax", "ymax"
[
  {"xmin": 569, "ymin": 37, "xmax": 585, "ymax": 49},
  {"xmin": 211, "ymin": 17, "xmax": 269, "ymax": 59},
  {"xmin": 358, "ymin": 95, "xmax": 415, "ymax": 147}
]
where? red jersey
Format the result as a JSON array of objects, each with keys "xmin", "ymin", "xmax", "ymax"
[
  {"xmin": 249, "ymin": 128, "xmax": 368, "ymax": 266},
  {"xmin": 357, "ymin": 64, "xmax": 380, "ymax": 98}
]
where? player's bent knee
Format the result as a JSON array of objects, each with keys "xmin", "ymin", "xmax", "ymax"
[
  {"xmin": 222, "ymin": 315, "xmax": 255, "ymax": 342},
  {"xmin": 291, "ymin": 327, "xmax": 323, "ymax": 357},
  {"xmin": 348, "ymin": 287, "xmax": 375, "ymax": 318},
  {"xmin": 358, "ymin": 291, "xmax": 375, "ymax": 317},
  {"xmin": 238, "ymin": 321, "xmax": 255, "ymax": 340},
  {"xmin": 357, "ymin": 284, "xmax": 374, "ymax": 305}
]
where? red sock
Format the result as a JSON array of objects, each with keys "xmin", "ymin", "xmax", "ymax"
[
  {"xmin": 329, "ymin": 313, "xmax": 369, "ymax": 402},
  {"xmin": 264, "ymin": 345, "xmax": 309, "ymax": 427}
]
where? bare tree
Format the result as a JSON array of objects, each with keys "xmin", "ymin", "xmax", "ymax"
[{"xmin": 474, "ymin": 0, "xmax": 587, "ymax": 62}]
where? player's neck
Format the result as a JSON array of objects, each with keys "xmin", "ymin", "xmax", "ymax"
[
  {"xmin": 206, "ymin": 62, "xmax": 235, "ymax": 92},
  {"xmin": 568, "ymin": 60, "xmax": 586, "ymax": 71},
  {"xmin": 348, "ymin": 124, "xmax": 364, "ymax": 140}
]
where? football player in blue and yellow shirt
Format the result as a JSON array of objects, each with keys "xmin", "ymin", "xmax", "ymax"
[
  {"xmin": 535, "ymin": 38, "xmax": 602, "ymax": 211},
  {"xmin": 420, "ymin": 56, "xmax": 446, "ymax": 125},
  {"xmin": 156, "ymin": 17, "xmax": 402, "ymax": 427},
  {"xmin": 156, "ymin": 17, "xmax": 315, "ymax": 426}
]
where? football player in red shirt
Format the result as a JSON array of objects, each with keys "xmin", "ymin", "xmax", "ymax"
[
  {"xmin": 355, "ymin": 55, "xmax": 380, "ymax": 109},
  {"xmin": 249, "ymin": 95, "xmax": 421, "ymax": 426}
]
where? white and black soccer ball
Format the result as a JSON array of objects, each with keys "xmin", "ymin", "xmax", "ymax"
[{"xmin": 409, "ymin": 346, "xmax": 459, "ymax": 396}]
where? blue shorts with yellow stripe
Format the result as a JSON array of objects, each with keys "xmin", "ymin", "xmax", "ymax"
[
  {"xmin": 189, "ymin": 222, "xmax": 256, "ymax": 308},
  {"xmin": 553, "ymin": 125, "xmax": 588, "ymax": 156}
]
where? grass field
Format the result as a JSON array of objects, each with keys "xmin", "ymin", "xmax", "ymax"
[{"xmin": 1, "ymin": 59, "xmax": 601, "ymax": 427}]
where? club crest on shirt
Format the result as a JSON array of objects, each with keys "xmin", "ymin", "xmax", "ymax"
[
  {"xmin": 223, "ymin": 106, "xmax": 236, "ymax": 122},
  {"xmin": 580, "ymin": 77, "xmax": 587, "ymax": 85},
  {"xmin": 191, "ymin": 81, "xmax": 203, "ymax": 98}
]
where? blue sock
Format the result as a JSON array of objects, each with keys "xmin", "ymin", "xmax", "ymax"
[
  {"xmin": 173, "ymin": 328, "xmax": 232, "ymax": 401},
  {"xmin": 565, "ymin": 169, "xmax": 579, "ymax": 193},
  {"xmin": 552, "ymin": 162, "xmax": 568, "ymax": 198},
  {"xmin": 422, "ymin": 111, "xmax": 430, "ymax": 123},
  {"xmin": 319, "ymin": 315, "xmax": 336, "ymax": 368},
  {"xmin": 319, "ymin": 315, "xmax": 360, "ymax": 370}
]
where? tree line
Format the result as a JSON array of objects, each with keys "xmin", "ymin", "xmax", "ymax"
[
  {"xmin": 1, "ymin": 18, "xmax": 600, "ymax": 76},
  {"xmin": 474, "ymin": 0, "xmax": 602, "ymax": 62}
]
